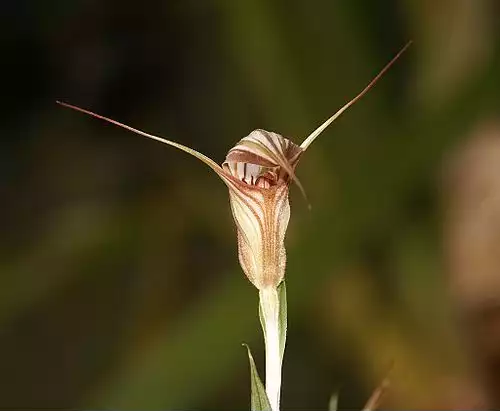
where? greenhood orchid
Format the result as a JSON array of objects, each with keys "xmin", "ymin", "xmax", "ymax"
[{"xmin": 57, "ymin": 42, "xmax": 410, "ymax": 411}]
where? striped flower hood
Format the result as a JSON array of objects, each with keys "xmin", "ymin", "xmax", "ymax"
[{"xmin": 221, "ymin": 129, "xmax": 304, "ymax": 289}]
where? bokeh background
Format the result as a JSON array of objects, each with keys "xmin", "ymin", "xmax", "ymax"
[{"xmin": 2, "ymin": 0, "xmax": 500, "ymax": 409}]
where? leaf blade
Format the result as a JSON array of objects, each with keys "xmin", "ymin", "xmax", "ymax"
[
  {"xmin": 244, "ymin": 344, "xmax": 272, "ymax": 411},
  {"xmin": 328, "ymin": 392, "xmax": 339, "ymax": 411}
]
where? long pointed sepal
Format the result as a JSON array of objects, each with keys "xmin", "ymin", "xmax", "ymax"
[
  {"xmin": 56, "ymin": 101, "xmax": 230, "ymax": 181},
  {"xmin": 300, "ymin": 41, "xmax": 412, "ymax": 151}
]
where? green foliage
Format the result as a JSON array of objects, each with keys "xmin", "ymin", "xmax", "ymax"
[{"xmin": 244, "ymin": 344, "xmax": 272, "ymax": 411}]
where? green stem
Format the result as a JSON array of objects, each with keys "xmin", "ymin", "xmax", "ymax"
[{"xmin": 259, "ymin": 286, "xmax": 282, "ymax": 411}]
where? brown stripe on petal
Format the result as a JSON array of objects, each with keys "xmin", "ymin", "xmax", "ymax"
[
  {"xmin": 285, "ymin": 140, "xmax": 303, "ymax": 166},
  {"xmin": 229, "ymin": 185, "xmax": 265, "ymax": 234},
  {"xmin": 231, "ymin": 130, "xmax": 303, "ymax": 183},
  {"xmin": 228, "ymin": 180, "xmax": 291, "ymax": 289},
  {"xmin": 228, "ymin": 181, "xmax": 266, "ymax": 228},
  {"xmin": 227, "ymin": 188, "xmax": 265, "ymax": 285},
  {"xmin": 223, "ymin": 161, "xmax": 278, "ymax": 187},
  {"xmin": 249, "ymin": 131, "xmax": 304, "ymax": 187},
  {"xmin": 222, "ymin": 130, "xmax": 305, "ymax": 288},
  {"xmin": 226, "ymin": 129, "xmax": 303, "ymax": 170},
  {"xmin": 259, "ymin": 130, "xmax": 303, "ymax": 183},
  {"xmin": 244, "ymin": 130, "xmax": 290, "ymax": 167},
  {"xmin": 225, "ymin": 149, "xmax": 277, "ymax": 168}
]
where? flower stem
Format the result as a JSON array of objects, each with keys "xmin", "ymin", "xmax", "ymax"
[{"xmin": 259, "ymin": 286, "xmax": 282, "ymax": 411}]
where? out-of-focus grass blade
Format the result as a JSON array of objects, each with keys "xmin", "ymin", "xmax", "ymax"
[
  {"xmin": 363, "ymin": 375, "xmax": 390, "ymax": 411},
  {"xmin": 328, "ymin": 391, "xmax": 339, "ymax": 411},
  {"xmin": 0, "ymin": 206, "xmax": 118, "ymax": 325},
  {"xmin": 244, "ymin": 344, "xmax": 272, "ymax": 411},
  {"xmin": 93, "ymin": 276, "xmax": 257, "ymax": 409}
]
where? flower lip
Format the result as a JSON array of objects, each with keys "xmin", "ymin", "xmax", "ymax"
[
  {"xmin": 223, "ymin": 161, "xmax": 280, "ymax": 187},
  {"xmin": 223, "ymin": 129, "xmax": 304, "ymax": 191}
]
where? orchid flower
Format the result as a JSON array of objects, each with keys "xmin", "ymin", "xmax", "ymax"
[{"xmin": 57, "ymin": 42, "xmax": 410, "ymax": 411}]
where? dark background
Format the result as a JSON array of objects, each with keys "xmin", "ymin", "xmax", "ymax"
[{"xmin": 2, "ymin": 0, "xmax": 500, "ymax": 409}]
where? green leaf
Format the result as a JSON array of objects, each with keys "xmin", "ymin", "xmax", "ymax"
[
  {"xmin": 277, "ymin": 281, "xmax": 287, "ymax": 363},
  {"xmin": 243, "ymin": 344, "xmax": 272, "ymax": 411},
  {"xmin": 328, "ymin": 391, "xmax": 339, "ymax": 411}
]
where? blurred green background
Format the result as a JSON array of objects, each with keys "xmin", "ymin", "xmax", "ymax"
[{"xmin": 2, "ymin": 0, "xmax": 500, "ymax": 409}]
